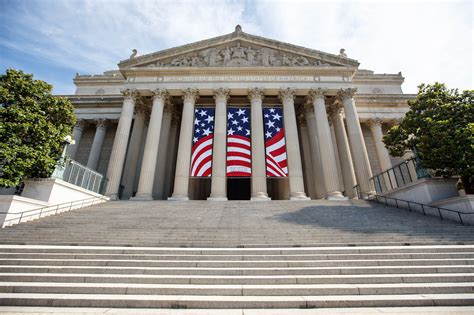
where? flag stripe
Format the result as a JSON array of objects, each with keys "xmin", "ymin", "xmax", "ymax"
[{"xmin": 264, "ymin": 108, "xmax": 288, "ymax": 177}]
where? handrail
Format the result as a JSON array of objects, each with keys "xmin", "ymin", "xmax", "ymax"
[
  {"xmin": 358, "ymin": 191, "xmax": 471, "ymax": 226},
  {"xmin": 0, "ymin": 196, "xmax": 108, "ymax": 227},
  {"xmin": 369, "ymin": 158, "xmax": 430, "ymax": 194},
  {"xmin": 52, "ymin": 159, "xmax": 109, "ymax": 195}
]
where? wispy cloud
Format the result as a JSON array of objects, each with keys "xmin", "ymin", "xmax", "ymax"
[{"xmin": 0, "ymin": 0, "xmax": 472, "ymax": 94}]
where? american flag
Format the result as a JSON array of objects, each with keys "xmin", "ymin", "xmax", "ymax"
[
  {"xmin": 226, "ymin": 107, "xmax": 251, "ymax": 177},
  {"xmin": 190, "ymin": 108, "xmax": 215, "ymax": 177},
  {"xmin": 263, "ymin": 107, "xmax": 288, "ymax": 177}
]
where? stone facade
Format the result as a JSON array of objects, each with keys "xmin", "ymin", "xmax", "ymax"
[{"xmin": 66, "ymin": 26, "xmax": 413, "ymax": 200}]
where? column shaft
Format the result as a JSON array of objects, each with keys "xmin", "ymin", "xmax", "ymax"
[
  {"xmin": 164, "ymin": 113, "xmax": 180, "ymax": 199},
  {"xmin": 105, "ymin": 89, "xmax": 137, "ymax": 200},
  {"xmin": 331, "ymin": 107, "xmax": 357, "ymax": 198},
  {"xmin": 208, "ymin": 88, "xmax": 229, "ymax": 201},
  {"xmin": 339, "ymin": 88, "xmax": 375, "ymax": 194},
  {"xmin": 169, "ymin": 89, "xmax": 199, "ymax": 200},
  {"xmin": 279, "ymin": 88, "xmax": 309, "ymax": 200},
  {"xmin": 305, "ymin": 112, "xmax": 326, "ymax": 198},
  {"xmin": 121, "ymin": 108, "xmax": 146, "ymax": 199},
  {"xmin": 133, "ymin": 89, "xmax": 168, "ymax": 200},
  {"xmin": 249, "ymin": 88, "xmax": 270, "ymax": 200},
  {"xmin": 299, "ymin": 124, "xmax": 316, "ymax": 199},
  {"xmin": 86, "ymin": 119, "xmax": 107, "ymax": 171},
  {"xmin": 153, "ymin": 106, "xmax": 172, "ymax": 199},
  {"xmin": 68, "ymin": 120, "xmax": 85, "ymax": 159},
  {"xmin": 368, "ymin": 118, "xmax": 397, "ymax": 190},
  {"xmin": 309, "ymin": 89, "xmax": 345, "ymax": 199}
]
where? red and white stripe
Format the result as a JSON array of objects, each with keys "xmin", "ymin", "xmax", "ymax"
[
  {"xmin": 227, "ymin": 135, "xmax": 251, "ymax": 177},
  {"xmin": 190, "ymin": 134, "xmax": 213, "ymax": 177},
  {"xmin": 265, "ymin": 129, "xmax": 288, "ymax": 177}
]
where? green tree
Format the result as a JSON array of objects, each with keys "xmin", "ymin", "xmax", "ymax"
[
  {"xmin": 0, "ymin": 69, "xmax": 76, "ymax": 187},
  {"xmin": 383, "ymin": 83, "xmax": 474, "ymax": 194}
]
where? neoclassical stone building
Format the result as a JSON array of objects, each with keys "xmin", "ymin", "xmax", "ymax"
[{"xmin": 66, "ymin": 26, "xmax": 411, "ymax": 201}]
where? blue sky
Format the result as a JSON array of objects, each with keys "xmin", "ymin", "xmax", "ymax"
[{"xmin": 0, "ymin": 0, "xmax": 472, "ymax": 95}]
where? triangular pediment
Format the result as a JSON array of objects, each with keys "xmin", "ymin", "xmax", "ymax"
[{"xmin": 119, "ymin": 26, "xmax": 359, "ymax": 69}]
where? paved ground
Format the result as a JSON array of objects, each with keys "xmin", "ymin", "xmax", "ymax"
[{"xmin": 1, "ymin": 200, "xmax": 473, "ymax": 247}]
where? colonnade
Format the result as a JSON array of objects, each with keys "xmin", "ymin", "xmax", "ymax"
[{"xmin": 69, "ymin": 87, "xmax": 397, "ymax": 201}]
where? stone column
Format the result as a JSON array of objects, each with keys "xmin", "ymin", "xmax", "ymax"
[
  {"xmin": 329, "ymin": 103, "xmax": 357, "ymax": 198},
  {"xmin": 169, "ymin": 88, "xmax": 199, "ymax": 200},
  {"xmin": 86, "ymin": 119, "xmax": 107, "ymax": 171},
  {"xmin": 133, "ymin": 89, "xmax": 169, "ymax": 200},
  {"xmin": 153, "ymin": 102, "xmax": 173, "ymax": 199},
  {"xmin": 304, "ymin": 105, "xmax": 326, "ymax": 199},
  {"xmin": 298, "ymin": 118, "xmax": 316, "ymax": 199},
  {"xmin": 68, "ymin": 119, "xmax": 86, "ymax": 159},
  {"xmin": 367, "ymin": 118, "xmax": 397, "ymax": 189},
  {"xmin": 278, "ymin": 88, "xmax": 309, "ymax": 200},
  {"xmin": 164, "ymin": 110, "xmax": 180, "ymax": 199},
  {"xmin": 121, "ymin": 104, "xmax": 147, "ymax": 199},
  {"xmin": 207, "ymin": 88, "xmax": 229, "ymax": 201},
  {"xmin": 338, "ymin": 88, "xmax": 375, "ymax": 194},
  {"xmin": 105, "ymin": 89, "xmax": 138, "ymax": 200},
  {"xmin": 248, "ymin": 88, "xmax": 270, "ymax": 200},
  {"xmin": 308, "ymin": 89, "xmax": 345, "ymax": 200}
]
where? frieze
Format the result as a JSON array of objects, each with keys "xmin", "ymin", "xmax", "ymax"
[
  {"xmin": 140, "ymin": 42, "xmax": 336, "ymax": 68},
  {"xmin": 128, "ymin": 75, "xmax": 347, "ymax": 83}
]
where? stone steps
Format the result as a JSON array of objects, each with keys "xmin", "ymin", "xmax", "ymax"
[{"xmin": 1, "ymin": 245, "xmax": 474, "ymax": 308}]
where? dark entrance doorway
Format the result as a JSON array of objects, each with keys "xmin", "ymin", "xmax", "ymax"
[{"xmin": 227, "ymin": 178, "xmax": 251, "ymax": 200}]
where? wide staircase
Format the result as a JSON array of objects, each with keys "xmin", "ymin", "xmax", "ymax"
[{"xmin": 0, "ymin": 200, "xmax": 473, "ymax": 311}]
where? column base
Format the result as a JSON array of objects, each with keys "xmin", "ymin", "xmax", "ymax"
[
  {"xmin": 106, "ymin": 193, "xmax": 118, "ymax": 201},
  {"xmin": 207, "ymin": 195, "xmax": 228, "ymax": 201},
  {"xmin": 289, "ymin": 192, "xmax": 311, "ymax": 200},
  {"xmin": 130, "ymin": 195, "xmax": 154, "ymax": 201},
  {"xmin": 325, "ymin": 191, "xmax": 349, "ymax": 200},
  {"xmin": 251, "ymin": 192, "xmax": 271, "ymax": 201},
  {"xmin": 168, "ymin": 196, "xmax": 189, "ymax": 201}
]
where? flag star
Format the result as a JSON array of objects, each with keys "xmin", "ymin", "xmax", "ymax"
[
  {"xmin": 265, "ymin": 131, "xmax": 272, "ymax": 138},
  {"xmin": 198, "ymin": 110, "xmax": 207, "ymax": 117},
  {"xmin": 201, "ymin": 123, "xmax": 205, "ymax": 127},
  {"xmin": 205, "ymin": 115, "xmax": 214, "ymax": 124},
  {"xmin": 202, "ymin": 128, "xmax": 212, "ymax": 136},
  {"xmin": 237, "ymin": 126, "xmax": 243, "ymax": 131},
  {"xmin": 232, "ymin": 119, "xmax": 239, "ymax": 125},
  {"xmin": 241, "ymin": 116, "xmax": 249, "ymax": 123},
  {"xmin": 264, "ymin": 114, "xmax": 269, "ymax": 118},
  {"xmin": 227, "ymin": 112, "xmax": 234, "ymax": 119},
  {"xmin": 265, "ymin": 120, "xmax": 275, "ymax": 129},
  {"xmin": 272, "ymin": 113, "xmax": 282, "ymax": 121},
  {"xmin": 193, "ymin": 137, "xmax": 198, "ymax": 143},
  {"xmin": 194, "ymin": 118, "xmax": 200, "ymax": 125},
  {"xmin": 276, "ymin": 127, "xmax": 281, "ymax": 132},
  {"xmin": 236, "ymin": 108, "xmax": 246, "ymax": 116},
  {"xmin": 245, "ymin": 129, "xmax": 250, "ymax": 136},
  {"xmin": 269, "ymin": 108, "xmax": 275, "ymax": 113},
  {"xmin": 227, "ymin": 128, "xmax": 235, "ymax": 135}
]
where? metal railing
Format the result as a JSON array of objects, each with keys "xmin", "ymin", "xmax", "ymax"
[
  {"xmin": 356, "ymin": 191, "xmax": 472, "ymax": 226},
  {"xmin": 0, "ymin": 196, "xmax": 108, "ymax": 227},
  {"xmin": 369, "ymin": 158, "xmax": 430, "ymax": 194},
  {"xmin": 52, "ymin": 160, "xmax": 108, "ymax": 194}
]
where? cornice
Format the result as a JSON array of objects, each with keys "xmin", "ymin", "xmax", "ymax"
[
  {"xmin": 118, "ymin": 29, "xmax": 359, "ymax": 69},
  {"xmin": 120, "ymin": 66, "xmax": 358, "ymax": 78}
]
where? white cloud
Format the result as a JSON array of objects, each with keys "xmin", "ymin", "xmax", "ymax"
[{"xmin": 1, "ymin": 0, "xmax": 472, "ymax": 93}]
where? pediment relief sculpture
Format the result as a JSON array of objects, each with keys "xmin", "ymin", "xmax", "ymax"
[{"xmin": 139, "ymin": 42, "xmax": 338, "ymax": 68}]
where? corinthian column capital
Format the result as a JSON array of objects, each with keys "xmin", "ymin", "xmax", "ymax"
[
  {"xmin": 278, "ymin": 88, "xmax": 295, "ymax": 103},
  {"xmin": 121, "ymin": 88, "xmax": 139, "ymax": 100},
  {"xmin": 326, "ymin": 102, "xmax": 344, "ymax": 118},
  {"xmin": 182, "ymin": 88, "xmax": 199, "ymax": 102},
  {"xmin": 337, "ymin": 88, "xmax": 357, "ymax": 100},
  {"xmin": 75, "ymin": 119, "xmax": 87, "ymax": 131},
  {"xmin": 307, "ymin": 88, "xmax": 327, "ymax": 102},
  {"xmin": 94, "ymin": 118, "xmax": 108, "ymax": 129},
  {"xmin": 366, "ymin": 117, "xmax": 384, "ymax": 129},
  {"xmin": 248, "ymin": 87, "xmax": 265, "ymax": 101},
  {"xmin": 152, "ymin": 88, "xmax": 169, "ymax": 102},
  {"xmin": 213, "ymin": 88, "xmax": 230, "ymax": 102}
]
